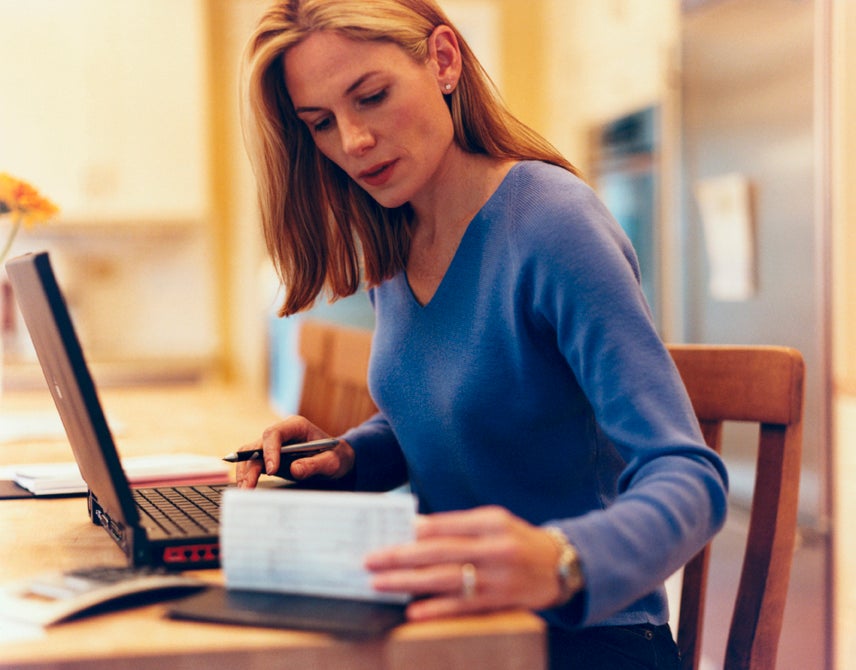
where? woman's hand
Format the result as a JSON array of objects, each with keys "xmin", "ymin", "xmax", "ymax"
[
  {"xmin": 235, "ymin": 415, "xmax": 355, "ymax": 488},
  {"xmin": 364, "ymin": 505, "xmax": 569, "ymax": 621}
]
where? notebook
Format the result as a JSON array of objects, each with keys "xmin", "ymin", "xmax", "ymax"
[{"xmin": 5, "ymin": 251, "xmax": 225, "ymax": 570}]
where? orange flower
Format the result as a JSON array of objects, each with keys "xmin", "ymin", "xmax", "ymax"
[
  {"xmin": 0, "ymin": 173, "xmax": 59, "ymax": 225},
  {"xmin": 0, "ymin": 173, "xmax": 60, "ymax": 264}
]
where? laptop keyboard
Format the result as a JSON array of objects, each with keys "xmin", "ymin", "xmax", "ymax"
[{"xmin": 133, "ymin": 485, "xmax": 224, "ymax": 536}]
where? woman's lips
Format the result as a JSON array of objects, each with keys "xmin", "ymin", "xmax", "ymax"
[{"xmin": 359, "ymin": 160, "xmax": 397, "ymax": 187}]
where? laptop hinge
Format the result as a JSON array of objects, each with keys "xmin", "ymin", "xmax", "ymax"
[{"xmin": 89, "ymin": 493, "xmax": 150, "ymax": 566}]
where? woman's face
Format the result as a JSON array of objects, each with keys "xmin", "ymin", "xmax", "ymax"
[{"xmin": 284, "ymin": 29, "xmax": 457, "ymax": 209}]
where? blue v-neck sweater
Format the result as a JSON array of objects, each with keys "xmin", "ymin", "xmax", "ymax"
[{"xmin": 341, "ymin": 161, "xmax": 728, "ymax": 629}]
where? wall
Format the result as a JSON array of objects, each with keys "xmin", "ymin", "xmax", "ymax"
[
  {"xmin": 205, "ymin": 0, "xmax": 271, "ymax": 388},
  {"xmin": 831, "ymin": 0, "xmax": 856, "ymax": 664},
  {"xmin": 542, "ymin": 0, "xmax": 682, "ymax": 336},
  {"xmin": 0, "ymin": 1, "xmax": 209, "ymax": 220},
  {"xmin": 542, "ymin": 0, "xmax": 679, "ymax": 173},
  {"xmin": 832, "ymin": 0, "xmax": 856, "ymax": 387},
  {"xmin": 681, "ymin": 0, "xmax": 822, "ymax": 516},
  {"xmin": 491, "ymin": 0, "xmax": 547, "ymax": 134},
  {"xmin": 0, "ymin": 0, "xmax": 219, "ymax": 383}
]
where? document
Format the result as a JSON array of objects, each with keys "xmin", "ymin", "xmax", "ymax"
[
  {"xmin": 8, "ymin": 454, "xmax": 230, "ymax": 495},
  {"xmin": 221, "ymin": 489, "xmax": 417, "ymax": 603}
]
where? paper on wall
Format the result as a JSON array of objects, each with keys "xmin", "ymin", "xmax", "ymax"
[{"xmin": 694, "ymin": 173, "xmax": 756, "ymax": 301}]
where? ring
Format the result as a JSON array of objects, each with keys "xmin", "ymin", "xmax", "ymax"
[{"xmin": 461, "ymin": 563, "xmax": 477, "ymax": 599}]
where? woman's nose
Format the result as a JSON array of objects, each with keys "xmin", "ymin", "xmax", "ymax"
[{"xmin": 339, "ymin": 117, "xmax": 375, "ymax": 156}]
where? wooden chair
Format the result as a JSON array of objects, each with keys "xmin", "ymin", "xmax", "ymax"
[
  {"xmin": 668, "ymin": 345, "xmax": 805, "ymax": 670},
  {"xmin": 297, "ymin": 319, "xmax": 377, "ymax": 437}
]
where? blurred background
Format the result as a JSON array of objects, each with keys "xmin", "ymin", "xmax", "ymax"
[{"xmin": 1, "ymin": 1, "xmax": 854, "ymax": 668}]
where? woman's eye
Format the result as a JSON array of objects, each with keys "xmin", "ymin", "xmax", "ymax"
[
  {"xmin": 312, "ymin": 117, "xmax": 332, "ymax": 133},
  {"xmin": 360, "ymin": 89, "xmax": 387, "ymax": 106}
]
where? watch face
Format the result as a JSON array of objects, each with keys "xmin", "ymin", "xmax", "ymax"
[{"xmin": 545, "ymin": 527, "xmax": 583, "ymax": 597}]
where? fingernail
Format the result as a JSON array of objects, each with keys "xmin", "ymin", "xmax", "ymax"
[{"xmin": 265, "ymin": 459, "xmax": 274, "ymax": 474}]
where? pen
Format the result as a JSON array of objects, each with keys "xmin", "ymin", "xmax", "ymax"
[{"xmin": 222, "ymin": 438, "xmax": 339, "ymax": 463}]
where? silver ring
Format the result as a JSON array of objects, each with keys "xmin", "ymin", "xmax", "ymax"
[{"xmin": 461, "ymin": 563, "xmax": 477, "ymax": 599}]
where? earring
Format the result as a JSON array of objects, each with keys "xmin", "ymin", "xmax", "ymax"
[{"xmin": 444, "ymin": 83, "xmax": 453, "ymax": 92}]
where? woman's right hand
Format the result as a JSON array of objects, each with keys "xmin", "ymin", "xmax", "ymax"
[{"xmin": 235, "ymin": 415, "xmax": 355, "ymax": 488}]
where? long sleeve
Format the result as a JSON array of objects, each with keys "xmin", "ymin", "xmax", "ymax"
[{"xmin": 341, "ymin": 412, "xmax": 409, "ymax": 492}]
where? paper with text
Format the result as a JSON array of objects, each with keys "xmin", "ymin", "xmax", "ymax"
[{"xmin": 221, "ymin": 489, "xmax": 417, "ymax": 603}]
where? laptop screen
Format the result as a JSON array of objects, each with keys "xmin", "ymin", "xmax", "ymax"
[{"xmin": 5, "ymin": 251, "xmax": 140, "ymax": 527}]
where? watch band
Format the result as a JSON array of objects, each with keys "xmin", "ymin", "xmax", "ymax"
[{"xmin": 544, "ymin": 526, "xmax": 585, "ymax": 604}]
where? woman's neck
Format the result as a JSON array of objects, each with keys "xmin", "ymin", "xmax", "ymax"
[
  {"xmin": 409, "ymin": 150, "xmax": 515, "ymax": 242},
  {"xmin": 404, "ymin": 152, "xmax": 516, "ymax": 305}
]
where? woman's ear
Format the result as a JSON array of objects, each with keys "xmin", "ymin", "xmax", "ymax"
[{"xmin": 428, "ymin": 25, "xmax": 462, "ymax": 93}]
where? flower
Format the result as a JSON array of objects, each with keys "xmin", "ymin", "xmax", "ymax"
[{"xmin": 0, "ymin": 173, "xmax": 59, "ymax": 265}]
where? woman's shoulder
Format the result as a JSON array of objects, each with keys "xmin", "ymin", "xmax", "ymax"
[
  {"xmin": 494, "ymin": 161, "xmax": 620, "ymax": 243},
  {"xmin": 498, "ymin": 161, "xmax": 607, "ymax": 223},
  {"xmin": 506, "ymin": 160, "xmax": 588, "ymax": 191},
  {"xmin": 483, "ymin": 161, "xmax": 639, "ymax": 287}
]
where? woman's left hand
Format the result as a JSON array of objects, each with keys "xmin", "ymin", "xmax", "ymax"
[{"xmin": 364, "ymin": 505, "xmax": 567, "ymax": 621}]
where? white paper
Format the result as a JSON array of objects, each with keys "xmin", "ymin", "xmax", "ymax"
[
  {"xmin": 10, "ymin": 454, "xmax": 229, "ymax": 495},
  {"xmin": 221, "ymin": 489, "xmax": 417, "ymax": 603},
  {"xmin": 694, "ymin": 173, "xmax": 756, "ymax": 301}
]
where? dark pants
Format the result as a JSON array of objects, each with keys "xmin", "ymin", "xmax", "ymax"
[{"xmin": 548, "ymin": 623, "xmax": 681, "ymax": 670}]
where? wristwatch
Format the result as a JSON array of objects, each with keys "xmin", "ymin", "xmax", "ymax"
[{"xmin": 544, "ymin": 526, "xmax": 585, "ymax": 604}]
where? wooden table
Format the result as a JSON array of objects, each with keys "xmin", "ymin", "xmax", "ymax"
[{"xmin": 0, "ymin": 383, "xmax": 545, "ymax": 669}]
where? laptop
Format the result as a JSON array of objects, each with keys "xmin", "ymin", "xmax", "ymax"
[{"xmin": 5, "ymin": 251, "xmax": 224, "ymax": 570}]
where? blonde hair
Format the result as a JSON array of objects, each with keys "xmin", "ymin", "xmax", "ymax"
[{"xmin": 243, "ymin": 0, "xmax": 578, "ymax": 316}]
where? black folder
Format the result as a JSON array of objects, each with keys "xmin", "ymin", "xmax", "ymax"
[{"xmin": 168, "ymin": 586, "xmax": 407, "ymax": 637}]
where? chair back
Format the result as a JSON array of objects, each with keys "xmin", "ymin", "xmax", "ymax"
[
  {"xmin": 297, "ymin": 319, "xmax": 377, "ymax": 437},
  {"xmin": 668, "ymin": 345, "xmax": 805, "ymax": 670}
]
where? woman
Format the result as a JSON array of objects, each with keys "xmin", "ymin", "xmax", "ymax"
[{"xmin": 237, "ymin": 1, "xmax": 728, "ymax": 668}]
